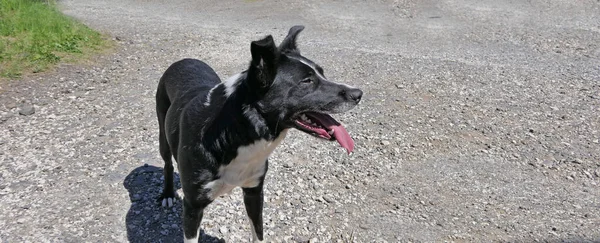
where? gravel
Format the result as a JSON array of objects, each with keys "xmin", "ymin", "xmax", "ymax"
[
  {"xmin": 18, "ymin": 104, "xmax": 35, "ymax": 116},
  {"xmin": 0, "ymin": 0, "xmax": 599, "ymax": 242}
]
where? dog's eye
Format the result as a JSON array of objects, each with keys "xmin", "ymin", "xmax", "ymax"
[{"xmin": 300, "ymin": 78, "xmax": 313, "ymax": 84}]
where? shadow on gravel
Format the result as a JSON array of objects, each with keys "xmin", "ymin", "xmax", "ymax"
[{"xmin": 124, "ymin": 165, "xmax": 222, "ymax": 243}]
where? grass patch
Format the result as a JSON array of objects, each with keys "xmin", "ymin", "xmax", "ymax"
[{"xmin": 0, "ymin": 0, "xmax": 108, "ymax": 78}]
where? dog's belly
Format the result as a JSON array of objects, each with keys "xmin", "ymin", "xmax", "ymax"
[{"xmin": 204, "ymin": 130, "xmax": 288, "ymax": 199}]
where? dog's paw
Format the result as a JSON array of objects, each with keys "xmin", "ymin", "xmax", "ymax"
[
  {"xmin": 157, "ymin": 191, "xmax": 177, "ymax": 207},
  {"xmin": 161, "ymin": 197, "xmax": 175, "ymax": 207}
]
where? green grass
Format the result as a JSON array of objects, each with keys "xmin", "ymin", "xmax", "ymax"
[{"xmin": 0, "ymin": 0, "xmax": 107, "ymax": 78}]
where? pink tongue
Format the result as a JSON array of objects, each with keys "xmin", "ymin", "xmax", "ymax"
[
  {"xmin": 307, "ymin": 113, "xmax": 355, "ymax": 154},
  {"xmin": 330, "ymin": 125, "xmax": 354, "ymax": 154}
]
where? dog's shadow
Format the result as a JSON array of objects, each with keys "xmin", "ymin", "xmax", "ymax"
[{"xmin": 123, "ymin": 165, "xmax": 223, "ymax": 243}]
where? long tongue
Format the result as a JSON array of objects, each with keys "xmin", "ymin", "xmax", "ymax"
[
  {"xmin": 331, "ymin": 125, "xmax": 354, "ymax": 154},
  {"xmin": 306, "ymin": 112, "xmax": 355, "ymax": 154}
]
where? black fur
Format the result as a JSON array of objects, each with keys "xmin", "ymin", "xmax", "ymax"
[{"xmin": 155, "ymin": 25, "xmax": 362, "ymax": 241}]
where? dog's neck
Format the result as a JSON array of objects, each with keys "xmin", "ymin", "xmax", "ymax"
[{"xmin": 202, "ymin": 72, "xmax": 284, "ymax": 162}]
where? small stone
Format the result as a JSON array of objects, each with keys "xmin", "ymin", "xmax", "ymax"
[
  {"xmin": 283, "ymin": 161, "xmax": 294, "ymax": 168},
  {"xmin": 323, "ymin": 196, "xmax": 334, "ymax": 203},
  {"xmin": 381, "ymin": 140, "xmax": 391, "ymax": 146},
  {"xmin": 5, "ymin": 101, "xmax": 17, "ymax": 109},
  {"xmin": 294, "ymin": 236, "xmax": 309, "ymax": 242},
  {"xmin": 19, "ymin": 104, "xmax": 35, "ymax": 116},
  {"xmin": 219, "ymin": 226, "xmax": 228, "ymax": 234},
  {"xmin": 36, "ymin": 99, "xmax": 49, "ymax": 105}
]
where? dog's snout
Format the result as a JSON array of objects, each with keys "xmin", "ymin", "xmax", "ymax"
[
  {"xmin": 340, "ymin": 88, "xmax": 363, "ymax": 103},
  {"xmin": 346, "ymin": 88, "xmax": 363, "ymax": 103}
]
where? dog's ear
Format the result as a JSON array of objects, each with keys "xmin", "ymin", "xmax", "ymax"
[
  {"xmin": 249, "ymin": 35, "xmax": 279, "ymax": 91},
  {"xmin": 278, "ymin": 25, "xmax": 305, "ymax": 54}
]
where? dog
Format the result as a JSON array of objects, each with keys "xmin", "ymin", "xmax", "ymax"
[{"xmin": 155, "ymin": 25, "xmax": 362, "ymax": 242}]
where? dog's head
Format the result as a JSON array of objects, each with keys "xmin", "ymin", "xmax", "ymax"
[{"xmin": 246, "ymin": 26, "xmax": 363, "ymax": 154}]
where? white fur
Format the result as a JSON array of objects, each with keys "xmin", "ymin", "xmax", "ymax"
[
  {"xmin": 203, "ymin": 180, "xmax": 236, "ymax": 200},
  {"xmin": 248, "ymin": 216, "xmax": 264, "ymax": 242},
  {"xmin": 204, "ymin": 72, "xmax": 245, "ymax": 106},
  {"xmin": 224, "ymin": 73, "xmax": 243, "ymax": 97},
  {"xmin": 203, "ymin": 84, "xmax": 221, "ymax": 106},
  {"xmin": 161, "ymin": 197, "xmax": 174, "ymax": 207},
  {"xmin": 288, "ymin": 56, "xmax": 357, "ymax": 89},
  {"xmin": 183, "ymin": 227, "xmax": 200, "ymax": 243},
  {"xmin": 330, "ymin": 102, "xmax": 356, "ymax": 113},
  {"xmin": 289, "ymin": 56, "xmax": 327, "ymax": 80},
  {"xmin": 204, "ymin": 130, "xmax": 288, "ymax": 200}
]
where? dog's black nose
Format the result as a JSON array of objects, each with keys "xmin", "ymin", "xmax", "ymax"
[{"xmin": 347, "ymin": 88, "xmax": 363, "ymax": 103}]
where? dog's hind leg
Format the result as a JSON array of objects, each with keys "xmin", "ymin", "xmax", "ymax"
[
  {"xmin": 242, "ymin": 170, "xmax": 267, "ymax": 242},
  {"xmin": 158, "ymin": 127, "xmax": 176, "ymax": 207},
  {"xmin": 156, "ymin": 85, "xmax": 176, "ymax": 207}
]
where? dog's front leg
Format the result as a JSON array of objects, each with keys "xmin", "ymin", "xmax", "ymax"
[
  {"xmin": 182, "ymin": 198, "xmax": 208, "ymax": 243},
  {"xmin": 243, "ymin": 177, "xmax": 266, "ymax": 242}
]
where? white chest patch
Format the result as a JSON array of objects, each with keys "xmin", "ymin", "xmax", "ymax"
[{"xmin": 204, "ymin": 130, "xmax": 288, "ymax": 199}]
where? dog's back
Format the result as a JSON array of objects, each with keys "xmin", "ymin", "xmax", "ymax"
[
  {"xmin": 157, "ymin": 58, "xmax": 220, "ymax": 109},
  {"xmin": 156, "ymin": 59, "xmax": 221, "ymax": 152}
]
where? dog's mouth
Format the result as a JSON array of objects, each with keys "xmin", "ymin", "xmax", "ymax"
[{"xmin": 293, "ymin": 111, "xmax": 354, "ymax": 154}]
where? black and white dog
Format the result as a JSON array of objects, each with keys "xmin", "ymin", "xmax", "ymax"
[{"xmin": 155, "ymin": 26, "xmax": 362, "ymax": 242}]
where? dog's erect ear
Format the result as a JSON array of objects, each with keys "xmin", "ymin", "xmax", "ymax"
[
  {"xmin": 249, "ymin": 35, "xmax": 279, "ymax": 91},
  {"xmin": 278, "ymin": 25, "xmax": 305, "ymax": 53},
  {"xmin": 251, "ymin": 35, "xmax": 277, "ymax": 67}
]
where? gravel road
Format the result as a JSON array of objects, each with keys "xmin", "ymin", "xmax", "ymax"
[{"xmin": 1, "ymin": 0, "xmax": 599, "ymax": 242}]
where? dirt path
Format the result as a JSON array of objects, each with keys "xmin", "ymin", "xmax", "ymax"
[{"xmin": 1, "ymin": 0, "xmax": 599, "ymax": 242}]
